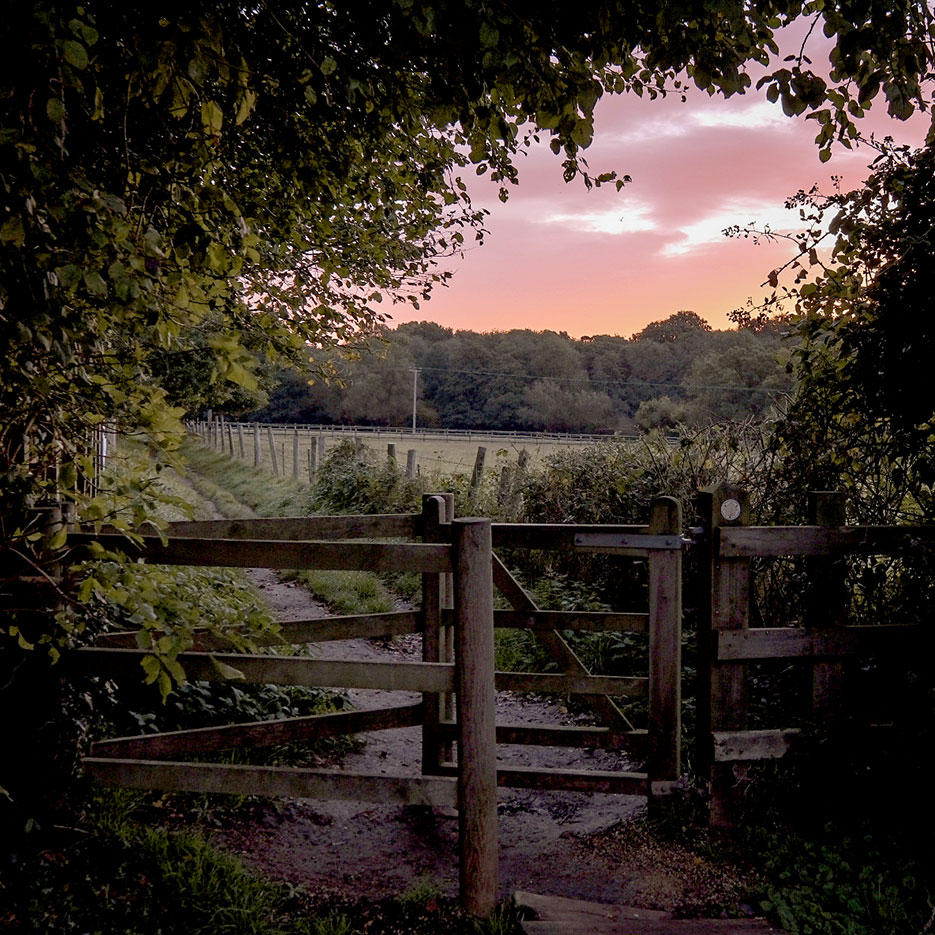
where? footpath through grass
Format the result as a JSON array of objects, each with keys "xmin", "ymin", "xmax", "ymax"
[{"xmin": 180, "ymin": 438, "xmax": 411, "ymax": 613}]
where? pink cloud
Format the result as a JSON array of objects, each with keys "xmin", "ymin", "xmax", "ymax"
[{"xmin": 389, "ymin": 53, "xmax": 928, "ymax": 338}]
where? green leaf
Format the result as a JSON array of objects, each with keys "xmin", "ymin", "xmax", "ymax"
[
  {"xmin": 201, "ymin": 100, "xmax": 224, "ymax": 136},
  {"xmin": 235, "ymin": 88, "xmax": 257, "ymax": 125},
  {"xmin": 210, "ymin": 656, "xmax": 245, "ymax": 680},
  {"xmin": 61, "ymin": 39, "xmax": 88, "ymax": 69},
  {"xmin": 46, "ymin": 98, "xmax": 65, "ymax": 124},
  {"xmin": 479, "ymin": 21, "xmax": 499, "ymax": 49},
  {"xmin": 60, "ymin": 462, "xmax": 77, "ymax": 488},
  {"xmin": 141, "ymin": 654, "xmax": 161, "ymax": 685},
  {"xmin": 0, "ymin": 216, "xmax": 25, "ymax": 246},
  {"xmin": 84, "ymin": 270, "xmax": 107, "ymax": 295},
  {"xmin": 320, "ymin": 56, "xmax": 337, "ymax": 76}
]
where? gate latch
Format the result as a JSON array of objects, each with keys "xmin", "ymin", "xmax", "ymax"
[{"xmin": 574, "ymin": 533, "xmax": 686, "ymax": 551}]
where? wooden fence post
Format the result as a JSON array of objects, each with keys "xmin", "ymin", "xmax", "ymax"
[
  {"xmin": 470, "ymin": 446, "xmax": 486, "ymax": 492},
  {"xmin": 253, "ymin": 424, "xmax": 260, "ymax": 467},
  {"xmin": 387, "ymin": 443, "xmax": 397, "ymax": 464},
  {"xmin": 421, "ymin": 495, "xmax": 448, "ymax": 774},
  {"xmin": 226, "ymin": 422, "xmax": 234, "ymax": 457},
  {"xmin": 439, "ymin": 494, "xmax": 456, "ymax": 756},
  {"xmin": 406, "ymin": 449, "xmax": 417, "ymax": 478},
  {"xmin": 697, "ymin": 483, "xmax": 751, "ymax": 828},
  {"xmin": 293, "ymin": 429, "xmax": 300, "ymax": 480},
  {"xmin": 808, "ymin": 491, "xmax": 848, "ymax": 724},
  {"xmin": 267, "ymin": 427, "xmax": 280, "ymax": 476},
  {"xmin": 497, "ymin": 466, "xmax": 513, "ymax": 507},
  {"xmin": 647, "ymin": 496, "xmax": 682, "ymax": 804},
  {"xmin": 237, "ymin": 424, "xmax": 245, "ymax": 460},
  {"xmin": 308, "ymin": 446, "xmax": 316, "ymax": 479},
  {"xmin": 452, "ymin": 517, "xmax": 498, "ymax": 918},
  {"xmin": 318, "ymin": 434, "xmax": 326, "ymax": 464}
]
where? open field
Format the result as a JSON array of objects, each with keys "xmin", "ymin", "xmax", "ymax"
[{"xmin": 193, "ymin": 421, "xmax": 632, "ymax": 481}]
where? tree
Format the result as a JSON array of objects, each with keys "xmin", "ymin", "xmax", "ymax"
[
  {"xmin": 5, "ymin": 1, "xmax": 934, "ymax": 523},
  {"xmin": 4, "ymin": 0, "xmax": 935, "ymax": 832},
  {"xmin": 632, "ymin": 311, "xmax": 713, "ymax": 343},
  {"xmin": 748, "ymin": 141, "xmax": 935, "ymax": 521}
]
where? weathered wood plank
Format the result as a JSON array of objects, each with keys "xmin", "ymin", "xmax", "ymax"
[
  {"xmin": 434, "ymin": 763, "xmax": 649, "ymax": 796},
  {"xmin": 491, "ymin": 523, "xmax": 644, "ymax": 551},
  {"xmin": 82, "ymin": 758, "xmax": 457, "ymax": 806},
  {"xmin": 66, "ymin": 534, "xmax": 451, "ymax": 573},
  {"xmin": 491, "ymin": 553, "xmax": 633, "ymax": 731},
  {"xmin": 93, "ymin": 611, "xmax": 422, "ymax": 649},
  {"xmin": 647, "ymin": 496, "xmax": 682, "ymax": 785},
  {"xmin": 521, "ymin": 919, "xmax": 778, "ymax": 935},
  {"xmin": 716, "ymin": 626, "xmax": 922, "ymax": 661},
  {"xmin": 513, "ymin": 891, "xmax": 668, "ymax": 924},
  {"xmin": 91, "ymin": 704, "xmax": 424, "ymax": 760},
  {"xmin": 73, "ymin": 648, "xmax": 455, "ymax": 692},
  {"xmin": 713, "ymin": 729, "xmax": 802, "ymax": 762},
  {"xmin": 437, "ymin": 721, "xmax": 647, "ymax": 753},
  {"xmin": 421, "ymin": 494, "xmax": 447, "ymax": 775},
  {"xmin": 698, "ymin": 484, "xmax": 751, "ymax": 830},
  {"xmin": 145, "ymin": 515, "xmax": 421, "ymax": 540},
  {"xmin": 447, "ymin": 609, "xmax": 649, "ymax": 634},
  {"xmin": 453, "ymin": 517, "xmax": 498, "ymax": 918},
  {"xmin": 494, "ymin": 766, "xmax": 648, "ymax": 795},
  {"xmin": 494, "ymin": 671, "xmax": 647, "ymax": 696},
  {"xmin": 719, "ymin": 525, "xmax": 935, "ymax": 557},
  {"xmin": 808, "ymin": 491, "xmax": 848, "ymax": 725}
]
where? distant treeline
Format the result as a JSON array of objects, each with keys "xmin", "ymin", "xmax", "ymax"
[{"xmin": 247, "ymin": 311, "xmax": 794, "ymax": 434}]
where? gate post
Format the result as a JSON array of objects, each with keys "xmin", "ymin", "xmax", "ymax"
[
  {"xmin": 647, "ymin": 496, "xmax": 682, "ymax": 805},
  {"xmin": 807, "ymin": 491, "xmax": 848, "ymax": 724},
  {"xmin": 697, "ymin": 483, "xmax": 751, "ymax": 828},
  {"xmin": 421, "ymin": 494, "xmax": 447, "ymax": 774},
  {"xmin": 452, "ymin": 517, "xmax": 498, "ymax": 917}
]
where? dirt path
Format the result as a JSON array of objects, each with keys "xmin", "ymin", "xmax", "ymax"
[
  {"xmin": 172, "ymin": 473, "xmax": 757, "ymax": 914},
  {"xmin": 214, "ymin": 567, "xmax": 650, "ymax": 904}
]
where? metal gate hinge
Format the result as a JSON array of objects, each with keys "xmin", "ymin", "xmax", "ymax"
[{"xmin": 574, "ymin": 533, "xmax": 687, "ymax": 550}]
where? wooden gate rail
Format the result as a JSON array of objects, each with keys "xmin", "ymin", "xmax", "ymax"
[
  {"xmin": 72, "ymin": 516, "xmax": 498, "ymax": 917},
  {"xmin": 122, "ymin": 514, "xmax": 424, "ymax": 540},
  {"xmin": 81, "ymin": 759, "xmax": 458, "ymax": 807},
  {"xmin": 471, "ymin": 495, "xmax": 684, "ymax": 800},
  {"xmin": 699, "ymin": 482, "xmax": 927, "ymax": 827},
  {"xmin": 67, "ymin": 533, "xmax": 449, "ymax": 573},
  {"xmin": 93, "ymin": 611, "xmax": 422, "ymax": 649},
  {"xmin": 89, "ymin": 705, "xmax": 425, "ymax": 760}
]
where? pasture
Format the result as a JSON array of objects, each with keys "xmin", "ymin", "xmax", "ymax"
[{"xmin": 204, "ymin": 421, "xmax": 620, "ymax": 480}]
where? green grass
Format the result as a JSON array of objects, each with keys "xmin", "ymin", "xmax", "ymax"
[
  {"xmin": 282, "ymin": 569, "xmax": 397, "ymax": 615},
  {"xmin": 181, "ymin": 439, "xmax": 312, "ymax": 518},
  {"xmin": 180, "ymin": 438, "xmax": 404, "ymax": 616},
  {"xmin": 1, "ymin": 792, "xmax": 293, "ymax": 934},
  {"xmin": 0, "ymin": 790, "xmax": 523, "ymax": 935}
]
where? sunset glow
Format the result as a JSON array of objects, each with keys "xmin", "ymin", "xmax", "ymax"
[{"xmin": 391, "ymin": 79, "xmax": 928, "ymax": 338}]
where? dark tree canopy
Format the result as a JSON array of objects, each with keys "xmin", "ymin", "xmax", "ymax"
[{"xmin": 2, "ymin": 0, "xmax": 935, "ymax": 554}]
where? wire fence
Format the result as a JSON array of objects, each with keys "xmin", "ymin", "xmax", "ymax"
[{"xmin": 187, "ymin": 419, "xmax": 664, "ymax": 482}]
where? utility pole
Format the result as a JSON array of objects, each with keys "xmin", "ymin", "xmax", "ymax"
[{"xmin": 411, "ymin": 368, "xmax": 420, "ymax": 432}]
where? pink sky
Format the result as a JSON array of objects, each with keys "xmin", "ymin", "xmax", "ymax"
[{"xmin": 387, "ymin": 51, "xmax": 928, "ymax": 338}]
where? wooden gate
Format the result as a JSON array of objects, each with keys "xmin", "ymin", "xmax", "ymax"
[
  {"xmin": 67, "ymin": 495, "xmax": 685, "ymax": 915},
  {"xmin": 696, "ymin": 482, "xmax": 930, "ymax": 827}
]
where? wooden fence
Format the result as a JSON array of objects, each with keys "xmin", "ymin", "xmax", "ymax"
[
  {"xmin": 68, "ymin": 495, "xmax": 684, "ymax": 916},
  {"xmin": 697, "ymin": 482, "xmax": 931, "ymax": 827}
]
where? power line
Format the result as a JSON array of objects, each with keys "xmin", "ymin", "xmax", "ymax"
[{"xmin": 379, "ymin": 364, "xmax": 791, "ymax": 395}]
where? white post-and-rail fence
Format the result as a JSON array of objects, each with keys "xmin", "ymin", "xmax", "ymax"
[{"xmin": 64, "ymin": 497, "xmax": 685, "ymax": 917}]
